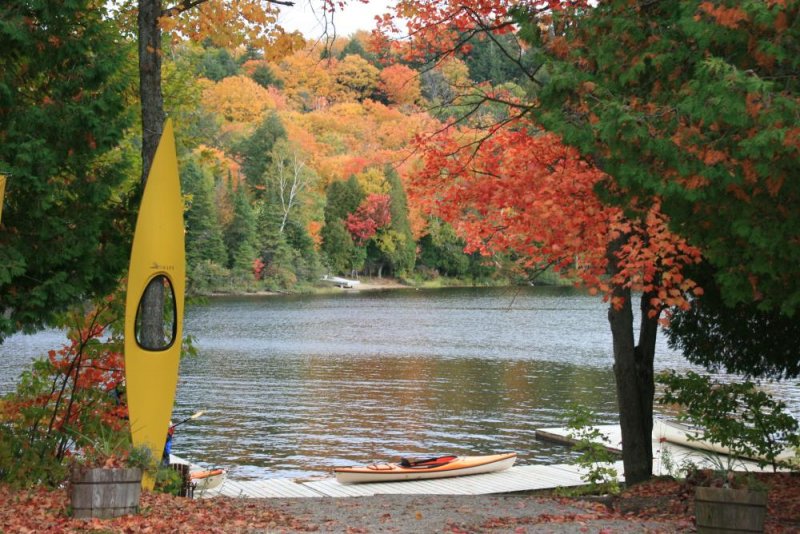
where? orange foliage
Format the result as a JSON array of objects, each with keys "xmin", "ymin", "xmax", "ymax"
[
  {"xmin": 697, "ymin": 2, "xmax": 750, "ymax": 29},
  {"xmin": 379, "ymin": 64, "xmax": 422, "ymax": 107},
  {"xmin": 411, "ymin": 119, "xmax": 702, "ymax": 311}
]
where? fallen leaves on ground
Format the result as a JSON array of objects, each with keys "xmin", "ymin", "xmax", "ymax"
[
  {"xmin": 0, "ymin": 472, "xmax": 798, "ymax": 533},
  {"xmin": 0, "ymin": 484, "xmax": 315, "ymax": 533}
]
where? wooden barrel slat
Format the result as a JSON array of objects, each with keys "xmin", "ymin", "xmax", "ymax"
[
  {"xmin": 695, "ymin": 487, "xmax": 767, "ymax": 534},
  {"xmin": 71, "ymin": 468, "xmax": 142, "ymax": 519}
]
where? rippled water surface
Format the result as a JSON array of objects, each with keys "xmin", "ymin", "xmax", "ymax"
[{"xmin": 3, "ymin": 286, "xmax": 796, "ymax": 479}]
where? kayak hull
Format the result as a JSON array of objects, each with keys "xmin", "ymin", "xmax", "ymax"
[
  {"xmin": 124, "ymin": 120, "xmax": 185, "ymax": 487},
  {"xmin": 655, "ymin": 419, "xmax": 796, "ymax": 462},
  {"xmin": 191, "ymin": 469, "xmax": 226, "ymax": 491},
  {"xmin": 334, "ymin": 453, "xmax": 517, "ymax": 484}
]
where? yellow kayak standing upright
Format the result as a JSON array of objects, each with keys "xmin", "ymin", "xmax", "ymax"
[
  {"xmin": 124, "ymin": 120, "xmax": 185, "ymax": 487},
  {"xmin": 0, "ymin": 174, "xmax": 6, "ymax": 223}
]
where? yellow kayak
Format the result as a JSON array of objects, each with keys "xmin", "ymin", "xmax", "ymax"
[
  {"xmin": 0, "ymin": 174, "xmax": 6, "ymax": 223},
  {"xmin": 334, "ymin": 452, "xmax": 517, "ymax": 484},
  {"xmin": 124, "ymin": 119, "xmax": 185, "ymax": 487}
]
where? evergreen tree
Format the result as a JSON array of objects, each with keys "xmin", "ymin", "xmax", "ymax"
[
  {"xmin": 224, "ymin": 180, "xmax": 259, "ymax": 273},
  {"xmin": 324, "ymin": 176, "xmax": 365, "ymax": 223},
  {"xmin": 0, "ymin": 0, "xmax": 135, "ymax": 340},
  {"xmin": 237, "ymin": 112, "xmax": 287, "ymax": 195},
  {"xmin": 182, "ymin": 159, "xmax": 227, "ymax": 268},
  {"xmin": 320, "ymin": 219, "xmax": 356, "ymax": 275},
  {"xmin": 417, "ymin": 219, "xmax": 471, "ymax": 277},
  {"xmin": 251, "ymin": 63, "xmax": 283, "ymax": 89},
  {"xmin": 322, "ymin": 176, "xmax": 365, "ymax": 274},
  {"xmin": 384, "ymin": 166, "xmax": 416, "ymax": 275},
  {"xmin": 339, "ymin": 37, "xmax": 378, "ymax": 66},
  {"xmin": 256, "ymin": 201, "xmax": 297, "ymax": 288},
  {"xmin": 198, "ymin": 45, "xmax": 239, "ymax": 81},
  {"xmin": 462, "ymin": 33, "xmax": 528, "ymax": 85}
]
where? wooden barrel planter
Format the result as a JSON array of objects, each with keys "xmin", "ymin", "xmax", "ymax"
[
  {"xmin": 70, "ymin": 467, "xmax": 142, "ymax": 519},
  {"xmin": 695, "ymin": 486, "xmax": 768, "ymax": 533}
]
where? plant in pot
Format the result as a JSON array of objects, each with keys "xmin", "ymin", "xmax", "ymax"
[
  {"xmin": 658, "ymin": 371, "xmax": 800, "ymax": 533},
  {"xmin": 69, "ymin": 428, "xmax": 155, "ymax": 519}
]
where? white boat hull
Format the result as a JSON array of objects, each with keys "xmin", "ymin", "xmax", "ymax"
[{"xmin": 654, "ymin": 419, "xmax": 796, "ymax": 463}]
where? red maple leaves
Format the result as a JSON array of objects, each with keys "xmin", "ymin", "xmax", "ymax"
[
  {"xmin": 345, "ymin": 194, "xmax": 392, "ymax": 244},
  {"xmin": 410, "ymin": 118, "xmax": 702, "ymax": 312}
]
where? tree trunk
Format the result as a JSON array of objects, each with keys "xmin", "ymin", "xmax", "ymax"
[
  {"xmin": 606, "ymin": 237, "xmax": 655, "ymax": 486},
  {"xmin": 137, "ymin": 0, "xmax": 167, "ymax": 347},
  {"xmin": 138, "ymin": 0, "xmax": 165, "ymax": 185}
]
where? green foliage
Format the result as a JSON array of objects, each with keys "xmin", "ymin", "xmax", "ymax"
[
  {"xmin": 338, "ymin": 37, "xmax": 378, "ymax": 66},
  {"xmin": 182, "ymin": 159, "xmax": 228, "ymax": 268},
  {"xmin": 666, "ymin": 263, "xmax": 800, "ymax": 379},
  {"xmin": 251, "ymin": 63, "xmax": 283, "ymax": 89},
  {"xmin": 417, "ymin": 218, "xmax": 474, "ymax": 278},
  {"xmin": 235, "ymin": 112, "xmax": 287, "ymax": 194},
  {"xmin": 187, "ymin": 259, "xmax": 232, "ymax": 295},
  {"xmin": 321, "ymin": 218, "xmax": 356, "ymax": 275},
  {"xmin": 0, "ymin": 0, "xmax": 136, "ymax": 341},
  {"xmin": 564, "ymin": 404, "xmax": 621, "ymax": 495},
  {"xmin": 384, "ymin": 166, "xmax": 416, "ymax": 276},
  {"xmin": 154, "ymin": 466, "xmax": 184, "ymax": 496},
  {"xmin": 197, "ymin": 45, "xmax": 240, "ymax": 82},
  {"xmin": 461, "ymin": 32, "xmax": 532, "ymax": 85},
  {"xmin": 324, "ymin": 176, "xmax": 365, "ymax": 222},
  {"xmin": 224, "ymin": 181, "xmax": 259, "ymax": 272},
  {"xmin": 658, "ymin": 371, "xmax": 800, "ymax": 471}
]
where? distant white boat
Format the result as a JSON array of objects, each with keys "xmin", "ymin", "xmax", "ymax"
[{"xmin": 321, "ymin": 275, "xmax": 361, "ymax": 288}]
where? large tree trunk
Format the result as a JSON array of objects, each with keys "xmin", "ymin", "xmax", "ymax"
[
  {"xmin": 138, "ymin": 0, "xmax": 165, "ymax": 185},
  {"xmin": 137, "ymin": 0, "xmax": 167, "ymax": 347},
  {"xmin": 606, "ymin": 237, "xmax": 658, "ymax": 486}
]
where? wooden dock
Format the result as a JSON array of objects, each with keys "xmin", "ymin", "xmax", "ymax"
[
  {"xmin": 190, "ymin": 419, "xmax": 776, "ymax": 499},
  {"xmin": 194, "ymin": 461, "xmax": 624, "ymax": 499}
]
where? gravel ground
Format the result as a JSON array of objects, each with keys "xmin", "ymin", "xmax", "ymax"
[{"xmin": 260, "ymin": 494, "xmax": 693, "ymax": 533}]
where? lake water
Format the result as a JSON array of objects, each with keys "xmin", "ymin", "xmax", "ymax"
[{"xmin": 2, "ymin": 286, "xmax": 796, "ymax": 480}]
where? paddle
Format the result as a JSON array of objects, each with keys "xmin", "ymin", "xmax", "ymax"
[{"xmin": 171, "ymin": 410, "xmax": 205, "ymax": 430}]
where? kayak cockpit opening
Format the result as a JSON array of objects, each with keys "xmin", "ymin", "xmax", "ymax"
[{"xmin": 399, "ymin": 455, "xmax": 458, "ymax": 469}]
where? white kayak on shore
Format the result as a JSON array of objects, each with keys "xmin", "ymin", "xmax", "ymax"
[{"xmin": 334, "ymin": 452, "xmax": 517, "ymax": 484}]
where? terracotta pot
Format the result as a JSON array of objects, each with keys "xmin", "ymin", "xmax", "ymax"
[
  {"xmin": 695, "ymin": 486, "xmax": 767, "ymax": 533},
  {"xmin": 70, "ymin": 467, "xmax": 142, "ymax": 519}
]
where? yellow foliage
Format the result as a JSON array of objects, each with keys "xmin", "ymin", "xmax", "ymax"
[
  {"xmin": 201, "ymin": 75, "xmax": 276, "ymax": 123},
  {"xmin": 356, "ymin": 167, "xmax": 389, "ymax": 195}
]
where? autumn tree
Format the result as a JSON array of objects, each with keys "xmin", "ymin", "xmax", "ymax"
[
  {"xmin": 346, "ymin": 194, "xmax": 392, "ymax": 245},
  {"xmin": 378, "ymin": 0, "xmax": 800, "ymax": 484},
  {"xmin": 411, "ymin": 121, "xmax": 703, "ymax": 484},
  {"xmin": 334, "ymin": 54, "xmax": 381, "ymax": 102},
  {"xmin": 526, "ymin": 0, "xmax": 800, "ymax": 316},
  {"xmin": 378, "ymin": 64, "xmax": 422, "ymax": 108},
  {"xmin": 0, "ymin": 0, "xmax": 136, "ymax": 341}
]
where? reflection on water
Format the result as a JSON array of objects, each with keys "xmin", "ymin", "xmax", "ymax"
[
  {"xmin": 169, "ymin": 286, "xmax": 681, "ymax": 479},
  {"xmin": 4, "ymin": 286, "xmax": 794, "ymax": 480}
]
